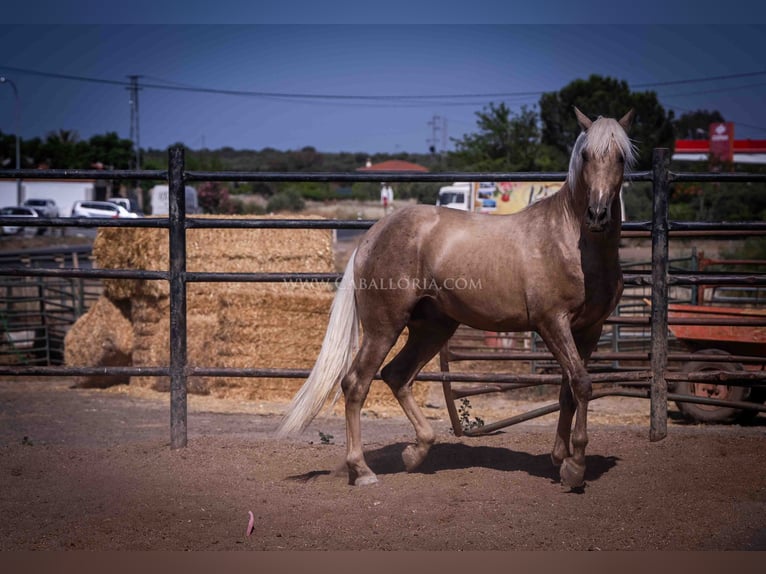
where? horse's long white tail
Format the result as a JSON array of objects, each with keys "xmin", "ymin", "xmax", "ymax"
[{"xmin": 276, "ymin": 251, "xmax": 359, "ymax": 437}]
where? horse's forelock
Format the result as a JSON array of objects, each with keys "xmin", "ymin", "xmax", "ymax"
[{"xmin": 567, "ymin": 117, "xmax": 637, "ymax": 187}]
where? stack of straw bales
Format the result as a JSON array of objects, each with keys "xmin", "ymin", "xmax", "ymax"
[
  {"xmin": 63, "ymin": 296, "xmax": 133, "ymax": 388},
  {"xmin": 65, "ymin": 215, "xmax": 427, "ymax": 408}
]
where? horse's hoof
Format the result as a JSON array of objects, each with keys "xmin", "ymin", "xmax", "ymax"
[
  {"xmin": 402, "ymin": 444, "xmax": 426, "ymax": 472},
  {"xmin": 353, "ymin": 474, "xmax": 379, "ymax": 486},
  {"xmin": 559, "ymin": 457, "xmax": 585, "ymax": 489}
]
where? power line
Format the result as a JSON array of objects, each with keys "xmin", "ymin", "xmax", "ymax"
[
  {"xmin": 2, "ymin": 64, "xmax": 766, "ymax": 133},
  {"xmin": 3, "ymin": 64, "xmax": 766, "ymax": 102},
  {"xmin": 632, "ymin": 70, "xmax": 766, "ymax": 89}
]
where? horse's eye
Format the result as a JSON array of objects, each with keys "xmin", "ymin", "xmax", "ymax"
[
  {"xmin": 581, "ymin": 150, "xmax": 588, "ymax": 162},
  {"xmin": 618, "ymin": 154, "xmax": 625, "ymax": 163}
]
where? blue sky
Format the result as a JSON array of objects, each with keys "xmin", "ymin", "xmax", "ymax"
[{"xmin": 1, "ymin": 4, "xmax": 766, "ymax": 154}]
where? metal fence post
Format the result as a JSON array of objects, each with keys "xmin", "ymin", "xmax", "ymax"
[
  {"xmin": 650, "ymin": 148, "xmax": 670, "ymax": 441},
  {"xmin": 168, "ymin": 147, "xmax": 188, "ymax": 449}
]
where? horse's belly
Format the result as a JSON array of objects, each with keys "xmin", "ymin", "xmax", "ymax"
[{"xmin": 437, "ymin": 294, "xmax": 532, "ymax": 333}]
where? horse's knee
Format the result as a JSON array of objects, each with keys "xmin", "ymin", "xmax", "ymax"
[{"xmin": 569, "ymin": 373, "xmax": 592, "ymax": 401}]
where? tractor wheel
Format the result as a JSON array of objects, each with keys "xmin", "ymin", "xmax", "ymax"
[{"xmin": 674, "ymin": 349, "xmax": 757, "ymax": 424}]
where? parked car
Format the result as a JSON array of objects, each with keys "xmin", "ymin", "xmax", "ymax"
[
  {"xmin": 70, "ymin": 200, "xmax": 140, "ymax": 219},
  {"xmin": 22, "ymin": 198, "xmax": 59, "ymax": 218},
  {"xmin": 107, "ymin": 197, "xmax": 144, "ymax": 215},
  {"xmin": 0, "ymin": 206, "xmax": 40, "ymax": 235}
]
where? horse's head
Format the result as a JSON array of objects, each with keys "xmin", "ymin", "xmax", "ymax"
[{"xmin": 570, "ymin": 107, "xmax": 636, "ymax": 233}]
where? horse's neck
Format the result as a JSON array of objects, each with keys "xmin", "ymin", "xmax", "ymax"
[
  {"xmin": 558, "ymin": 180, "xmax": 585, "ymax": 222},
  {"xmin": 551, "ymin": 181, "xmax": 585, "ymax": 230},
  {"xmin": 557, "ymin": 181, "xmax": 622, "ymax": 256}
]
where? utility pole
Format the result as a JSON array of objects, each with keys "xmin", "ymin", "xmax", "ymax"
[
  {"xmin": 442, "ymin": 116, "xmax": 448, "ymax": 152},
  {"xmin": 127, "ymin": 75, "xmax": 142, "ymax": 169},
  {"xmin": 427, "ymin": 115, "xmax": 448, "ymax": 154},
  {"xmin": 427, "ymin": 115, "xmax": 441, "ymax": 154},
  {"xmin": 0, "ymin": 76, "xmax": 22, "ymax": 204}
]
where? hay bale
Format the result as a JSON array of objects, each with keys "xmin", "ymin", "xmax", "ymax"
[
  {"xmin": 94, "ymin": 215, "xmax": 334, "ymax": 301},
  {"xmin": 64, "ymin": 296, "xmax": 133, "ymax": 388},
  {"xmin": 204, "ymin": 288, "xmax": 433, "ymax": 409},
  {"xmin": 86, "ymin": 214, "xmax": 431, "ymax": 411},
  {"xmin": 126, "ymin": 283, "xmax": 433, "ymax": 408},
  {"xmin": 203, "ymin": 287, "xmax": 336, "ymax": 400}
]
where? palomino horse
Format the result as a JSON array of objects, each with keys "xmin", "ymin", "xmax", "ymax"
[{"xmin": 278, "ymin": 107, "xmax": 636, "ymax": 489}]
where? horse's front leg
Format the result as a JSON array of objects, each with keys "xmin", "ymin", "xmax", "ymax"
[
  {"xmin": 539, "ymin": 321, "xmax": 597, "ymax": 489},
  {"xmin": 562, "ymin": 368, "xmax": 591, "ymax": 489},
  {"xmin": 551, "ymin": 375, "xmax": 575, "ymax": 466}
]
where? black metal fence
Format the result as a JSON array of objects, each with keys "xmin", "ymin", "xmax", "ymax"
[
  {"xmin": 1, "ymin": 147, "xmax": 766, "ymax": 448},
  {"xmin": 0, "ymin": 245, "xmax": 98, "ymax": 366}
]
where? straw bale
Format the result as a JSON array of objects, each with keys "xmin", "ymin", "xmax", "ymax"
[
  {"xmin": 88, "ymin": 214, "xmax": 431, "ymax": 410},
  {"xmin": 64, "ymin": 296, "xmax": 133, "ymax": 388},
  {"xmin": 129, "ymin": 296, "xmax": 216, "ymax": 394},
  {"xmin": 125, "ymin": 285, "xmax": 432, "ymax": 408},
  {"xmin": 93, "ymin": 215, "xmax": 334, "ymax": 301},
  {"xmin": 206, "ymin": 292, "xmax": 431, "ymax": 408}
]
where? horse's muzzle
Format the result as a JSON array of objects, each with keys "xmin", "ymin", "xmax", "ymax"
[{"xmin": 586, "ymin": 205, "xmax": 610, "ymax": 232}]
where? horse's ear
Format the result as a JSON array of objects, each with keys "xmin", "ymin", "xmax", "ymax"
[
  {"xmin": 574, "ymin": 107, "xmax": 593, "ymax": 131},
  {"xmin": 619, "ymin": 109, "xmax": 635, "ymax": 131}
]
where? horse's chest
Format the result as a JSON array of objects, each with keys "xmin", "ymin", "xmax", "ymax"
[{"xmin": 573, "ymin": 269, "xmax": 623, "ymax": 326}]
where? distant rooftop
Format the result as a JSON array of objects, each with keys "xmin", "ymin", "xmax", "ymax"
[{"xmin": 356, "ymin": 159, "xmax": 429, "ymax": 172}]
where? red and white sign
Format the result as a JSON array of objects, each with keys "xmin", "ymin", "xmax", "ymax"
[{"xmin": 709, "ymin": 122, "xmax": 734, "ymax": 162}]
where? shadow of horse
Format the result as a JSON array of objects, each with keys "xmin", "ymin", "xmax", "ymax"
[
  {"xmin": 289, "ymin": 442, "xmax": 620, "ymax": 490},
  {"xmin": 367, "ymin": 442, "xmax": 619, "ymax": 484}
]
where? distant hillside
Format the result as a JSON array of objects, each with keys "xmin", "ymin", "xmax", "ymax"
[{"xmin": 142, "ymin": 146, "xmax": 444, "ymax": 174}]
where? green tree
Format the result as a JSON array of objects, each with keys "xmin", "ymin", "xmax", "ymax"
[
  {"xmin": 539, "ymin": 75, "xmax": 675, "ymax": 170},
  {"xmin": 86, "ymin": 132, "xmax": 135, "ymax": 168},
  {"xmin": 39, "ymin": 129, "xmax": 89, "ymax": 168},
  {"xmin": 449, "ymin": 103, "xmax": 542, "ymax": 171}
]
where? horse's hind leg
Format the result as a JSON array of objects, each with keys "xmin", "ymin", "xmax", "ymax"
[
  {"xmin": 342, "ymin": 332, "xmax": 399, "ymax": 486},
  {"xmin": 380, "ymin": 312, "xmax": 458, "ymax": 471}
]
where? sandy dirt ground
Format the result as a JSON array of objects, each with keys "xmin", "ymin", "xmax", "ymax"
[{"xmin": 1, "ymin": 378, "xmax": 765, "ymax": 551}]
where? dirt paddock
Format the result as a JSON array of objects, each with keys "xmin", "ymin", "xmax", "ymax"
[{"xmin": 1, "ymin": 378, "xmax": 765, "ymax": 551}]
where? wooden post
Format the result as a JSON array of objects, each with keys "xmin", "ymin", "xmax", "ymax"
[
  {"xmin": 168, "ymin": 147, "xmax": 188, "ymax": 449},
  {"xmin": 650, "ymin": 148, "xmax": 670, "ymax": 442}
]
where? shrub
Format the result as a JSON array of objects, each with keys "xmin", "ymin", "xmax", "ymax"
[{"xmin": 267, "ymin": 189, "xmax": 305, "ymax": 213}]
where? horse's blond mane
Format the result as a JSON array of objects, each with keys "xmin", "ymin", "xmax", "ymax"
[{"xmin": 567, "ymin": 116, "xmax": 637, "ymax": 188}]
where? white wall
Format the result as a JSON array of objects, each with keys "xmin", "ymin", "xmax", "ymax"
[{"xmin": 0, "ymin": 180, "xmax": 95, "ymax": 216}]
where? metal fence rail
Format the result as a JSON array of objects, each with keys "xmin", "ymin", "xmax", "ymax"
[{"xmin": 1, "ymin": 147, "xmax": 766, "ymax": 448}]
